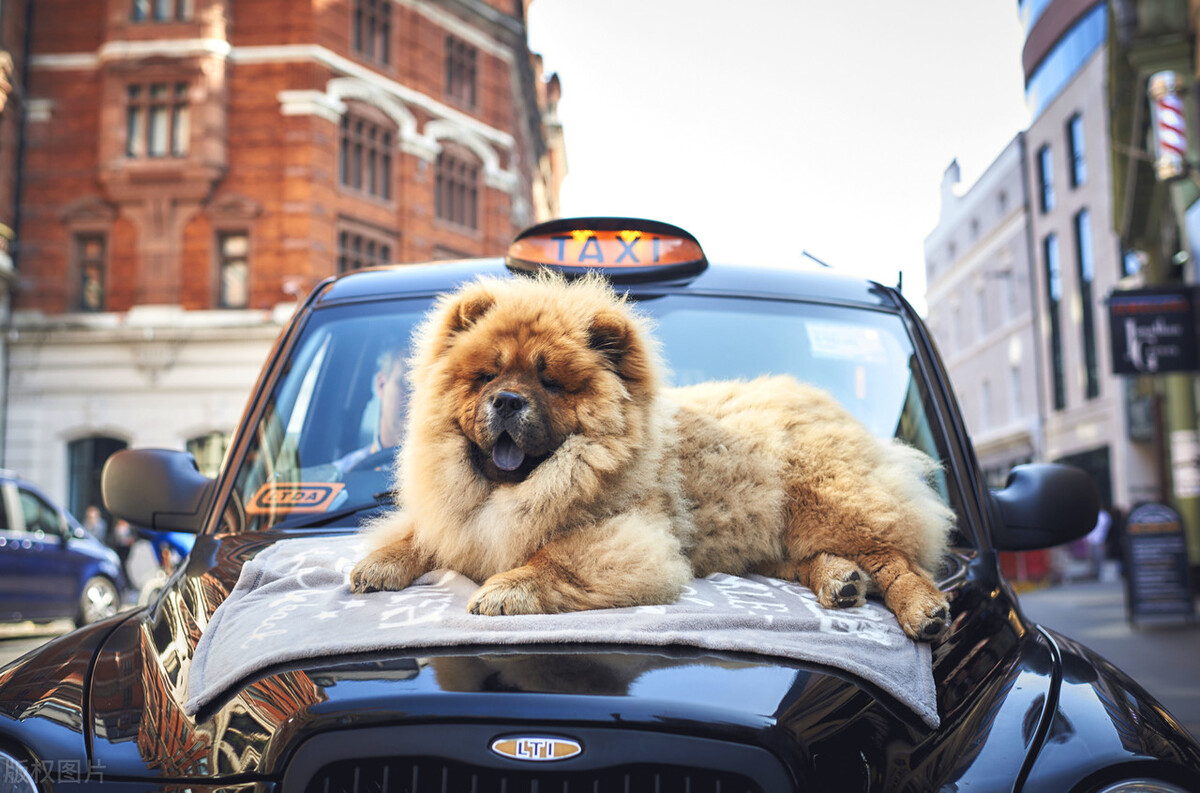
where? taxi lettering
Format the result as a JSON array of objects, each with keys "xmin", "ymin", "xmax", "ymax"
[{"xmin": 551, "ymin": 233, "xmax": 663, "ymax": 265}]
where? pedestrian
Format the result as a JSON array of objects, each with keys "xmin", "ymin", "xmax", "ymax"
[
  {"xmin": 111, "ymin": 519, "xmax": 135, "ymax": 584},
  {"xmin": 83, "ymin": 505, "xmax": 108, "ymax": 544},
  {"xmin": 1085, "ymin": 506, "xmax": 1111, "ymax": 579},
  {"xmin": 1104, "ymin": 504, "xmax": 1126, "ymax": 577}
]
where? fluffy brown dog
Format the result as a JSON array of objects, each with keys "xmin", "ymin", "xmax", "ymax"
[{"xmin": 350, "ymin": 273, "xmax": 955, "ymax": 640}]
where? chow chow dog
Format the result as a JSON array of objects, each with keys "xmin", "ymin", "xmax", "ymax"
[{"xmin": 350, "ymin": 273, "xmax": 955, "ymax": 640}]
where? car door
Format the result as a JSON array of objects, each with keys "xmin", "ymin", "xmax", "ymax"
[
  {"xmin": 0, "ymin": 480, "xmax": 35, "ymax": 620},
  {"xmin": 0, "ymin": 482, "xmax": 54, "ymax": 621},
  {"xmin": 0, "ymin": 486, "xmax": 80, "ymax": 621}
]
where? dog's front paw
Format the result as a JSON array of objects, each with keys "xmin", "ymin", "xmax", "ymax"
[
  {"xmin": 467, "ymin": 571, "xmax": 548, "ymax": 616},
  {"xmin": 893, "ymin": 587, "xmax": 950, "ymax": 642},
  {"xmin": 350, "ymin": 548, "xmax": 420, "ymax": 593}
]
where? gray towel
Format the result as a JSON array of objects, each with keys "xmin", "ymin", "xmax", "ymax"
[{"xmin": 185, "ymin": 536, "xmax": 939, "ymax": 727}]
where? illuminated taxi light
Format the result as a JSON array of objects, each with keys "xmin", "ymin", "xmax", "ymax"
[
  {"xmin": 506, "ymin": 217, "xmax": 707, "ymax": 281},
  {"xmin": 508, "ymin": 229, "xmax": 702, "ymax": 268}
]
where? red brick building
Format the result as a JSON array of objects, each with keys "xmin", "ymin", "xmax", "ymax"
[{"xmin": 3, "ymin": 0, "xmax": 565, "ymax": 518}]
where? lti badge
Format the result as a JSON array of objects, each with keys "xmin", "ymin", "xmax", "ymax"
[
  {"xmin": 490, "ymin": 735, "xmax": 583, "ymax": 762},
  {"xmin": 1108, "ymin": 286, "xmax": 1199, "ymax": 375}
]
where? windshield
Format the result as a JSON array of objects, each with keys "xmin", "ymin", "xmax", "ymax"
[{"xmin": 224, "ymin": 290, "xmax": 958, "ymax": 536}]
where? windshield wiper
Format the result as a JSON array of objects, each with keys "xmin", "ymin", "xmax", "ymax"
[{"xmin": 272, "ymin": 491, "xmax": 394, "ymax": 531}]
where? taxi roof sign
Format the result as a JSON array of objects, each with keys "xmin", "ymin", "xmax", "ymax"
[{"xmin": 506, "ymin": 217, "xmax": 707, "ymax": 282}]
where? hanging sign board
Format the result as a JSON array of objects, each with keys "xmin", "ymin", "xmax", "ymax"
[
  {"xmin": 1108, "ymin": 287, "xmax": 1199, "ymax": 375},
  {"xmin": 1123, "ymin": 502, "xmax": 1195, "ymax": 627}
]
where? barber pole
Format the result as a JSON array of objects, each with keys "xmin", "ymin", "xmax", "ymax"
[{"xmin": 1148, "ymin": 71, "xmax": 1189, "ymax": 181}]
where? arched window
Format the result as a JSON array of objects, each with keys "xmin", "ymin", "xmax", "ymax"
[
  {"xmin": 339, "ymin": 103, "xmax": 395, "ymax": 201},
  {"xmin": 434, "ymin": 144, "xmax": 480, "ymax": 230}
]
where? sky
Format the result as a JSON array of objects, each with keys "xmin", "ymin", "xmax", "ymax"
[{"xmin": 525, "ymin": 1, "xmax": 1032, "ymax": 313}]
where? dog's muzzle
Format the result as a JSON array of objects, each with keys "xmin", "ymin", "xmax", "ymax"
[{"xmin": 490, "ymin": 391, "xmax": 528, "ymax": 471}]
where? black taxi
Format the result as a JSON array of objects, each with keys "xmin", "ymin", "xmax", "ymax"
[{"xmin": 0, "ymin": 218, "xmax": 1197, "ymax": 792}]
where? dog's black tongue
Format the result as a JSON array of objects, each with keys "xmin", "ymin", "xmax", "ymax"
[{"xmin": 492, "ymin": 435, "xmax": 526, "ymax": 472}]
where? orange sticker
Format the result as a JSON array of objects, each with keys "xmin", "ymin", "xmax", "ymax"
[{"xmin": 246, "ymin": 482, "xmax": 346, "ymax": 515}]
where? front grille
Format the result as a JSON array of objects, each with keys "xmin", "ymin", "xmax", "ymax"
[
  {"xmin": 305, "ymin": 758, "xmax": 762, "ymax": 793},
  {"xmin": 282, "ymin": 724, "xmax": 793, "ymax": 793}
]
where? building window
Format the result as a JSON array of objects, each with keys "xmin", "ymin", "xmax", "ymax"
[
  {"xmin": 445, "ymin": 35, "xmax": 477, "ymax": 107},
  {"xmin": 217, "ymin": 231, "xmax": 249, "ymax": 308},
  {"xmin": 1066, "ymin": 113, "xmax": 1086, "ymax": 187},
  {"xmin": 1044, "ymin": 233, "xmax": 1066, "ymax": 410},
  {"xmin": 1003, "ymin": 262, "xmax": 1018, "ymax": 321},
  {"xmin": 435, "ymin": 151, "xmax": 480, "ymax": 229},
  {"xmin": 126, "ymin": 82, "xmax": 189, "ymax": 158},
  {"xmin": 1037, "ymin": 144, "xmax": 1055, "ymax": 213},
  {"xmin": 77, "ymin": 234, "xmax": 106, "ymax": 312},
  {"xmin": 132, "ymin": 0, "xmax": 192, "ymax": 22},
  {"xmin": 68, "ymin": 436, "xmax": 128, "ymax": 523},
  {"xmin": 339, "ymin": 112, "xmax": 393, "ymax": 200},
  {"xmin": 352, "ymin": 0, "xmax": 391, "ymax": 65},
  {"xmin": 1074, "ymin": 209, "xmax": 1099, "ymax": 399},
  {"xmin": 338, "ymin": 228, "xmax": 393, "ymax": 274},
  {"xmin": 1008, "ymin": 364, "xmax": 1023, "ymax": 419}
]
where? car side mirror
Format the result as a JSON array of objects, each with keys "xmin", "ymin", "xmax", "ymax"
[
  {"xmin": 102, "ymin": 449, "xmax": 214, "ymax": 533},
  {"xmin": 989, "ymin": 463, "xmax": 1100, "ymax": 551}
]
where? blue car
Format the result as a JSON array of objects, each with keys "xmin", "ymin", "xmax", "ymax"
[{"xmin": 0, "ymin": 472, "xmax": 126, "ymax": 626}]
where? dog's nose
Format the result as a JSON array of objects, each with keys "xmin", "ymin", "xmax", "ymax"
[{"xmin": 492, "ymin": 391, "xmax": 527, "ymax": 417}]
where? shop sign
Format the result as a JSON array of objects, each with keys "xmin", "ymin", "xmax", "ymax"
[
  {"xmin": 1108, "ymin": 287, "xmax": 1198, "ymax": 375},
  {"xmin": 1123, "ymin": 503, "xmax": 1195, "ymax": 627}
]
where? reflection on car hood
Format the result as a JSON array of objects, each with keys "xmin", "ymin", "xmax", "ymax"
[{"xmin": 89, "ymin": 625, "xmax": 926, "ymax": 782}]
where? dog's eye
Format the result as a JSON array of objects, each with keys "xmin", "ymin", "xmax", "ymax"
[
  {"xmin": 540, "ymin": 375, "xmax": 564, "ymax": 393},
  {"xmin": 476, "ymin": 372, "xmax": 496, "ymax": 385}
]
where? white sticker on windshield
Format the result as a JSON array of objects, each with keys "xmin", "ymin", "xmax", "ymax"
[{"xmin": 805, "ymin": 322, "xmax": 887, "ymax": 362}]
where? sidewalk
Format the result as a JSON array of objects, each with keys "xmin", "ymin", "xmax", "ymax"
[{"xmin": 1017, "ymin": 578, "xmax": 1200, "ymax": 741}]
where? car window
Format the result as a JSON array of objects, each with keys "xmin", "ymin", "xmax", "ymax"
[
  {"xmin": 18, "ymin": 488, "xmax": 62, "ymax": 537},
  {"xmin": 642, "ymin": 296, "xmax": 927, "ymax": 444},
  {"xmin": 226, "ymin": 299, "xmax": 429, "ymax": 533},
  {"xmin": 224, "ymin": 290, "xmax": 960, "ymax": 538}
]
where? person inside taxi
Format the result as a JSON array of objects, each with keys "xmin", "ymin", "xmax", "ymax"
[{"xmin": 334, "ymin": 343, "xmax": 407, "ymax": 472}]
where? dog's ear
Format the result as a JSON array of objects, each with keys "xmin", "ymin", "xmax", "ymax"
[
  {"xmin": 448, "ymin": 290, "xmax": 495, "ymax": 334},
  {"xmin": 426, "ymin": 284, "xmax": 496, "ymax": 359},
  {"xmin": 588, "ymin": 308, "xmax": 651, "ymax": 386}
]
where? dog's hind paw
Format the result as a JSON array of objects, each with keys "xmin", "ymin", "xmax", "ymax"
[
  {"xmin": 810, "ymin": 558, "xmax": 869, "ymax": 610},
  {"xmin": 893, "ymin": 588, "xmax": 951, "ymax": 642}
]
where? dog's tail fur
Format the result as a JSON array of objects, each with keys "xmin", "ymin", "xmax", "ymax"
[{"xmin": 878, "ymin": 439, "xmax": 956, "ymax": 574}]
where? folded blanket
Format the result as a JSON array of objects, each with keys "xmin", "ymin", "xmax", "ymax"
[{"xmin": 185, "ymin": 535, "xmax": 939, "ymax": 727}]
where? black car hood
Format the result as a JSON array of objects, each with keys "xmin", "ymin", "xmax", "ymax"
[
  {"xmin": 78, "ymin": 531, "xmax": 940, "ymax": 778},
  {"xmin": 86, "ymin": 606, "xmax": 932, "ymax": 782}
]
